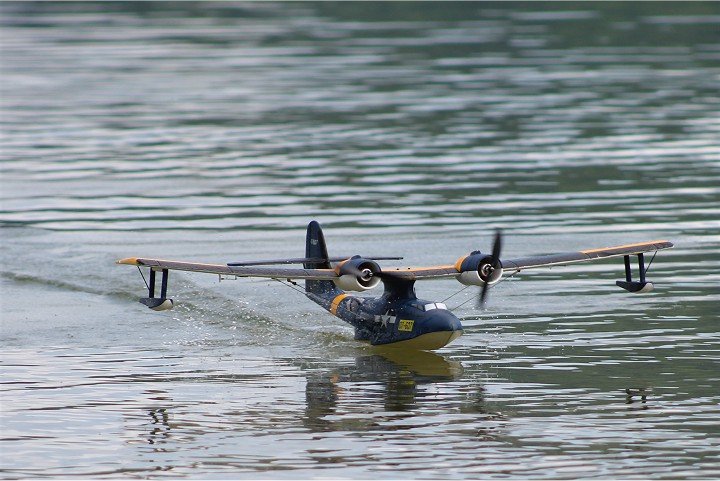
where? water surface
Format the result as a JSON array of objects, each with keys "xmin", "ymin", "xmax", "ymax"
[{"xmin": 1, "ymin": 2, "xmax": 719, "ymax": 479}]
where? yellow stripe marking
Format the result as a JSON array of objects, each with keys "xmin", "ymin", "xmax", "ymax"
[
  {"xmin": 454, "ymin": 255, "xmax": 469, "ymax": 272},
  {"xmin": 117, "ymin": 257, "xmax": 141, "ymax": 265},
  {"xmin": 330, "ymin": 293, "xmax": 350, "ymax": 315},
  {"xmin": 117, "ymin": 257, "xmax": 226, "ymax": 268},
  {"xmin": 580, "ymin": 240, "xmax": 670, "ymax": 254}
]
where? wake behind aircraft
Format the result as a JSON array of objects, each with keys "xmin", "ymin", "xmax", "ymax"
[{"xmin": 117, "ymin": 221, "xmax": 673, "ymax": 351}]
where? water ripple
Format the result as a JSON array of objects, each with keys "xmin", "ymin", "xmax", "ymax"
[{"xmin": 1, "ymin": 2, "xmax": 719, "ymax": 479}]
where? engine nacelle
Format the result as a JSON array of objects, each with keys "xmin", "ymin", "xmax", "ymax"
[
  {"xmin": 333, "ymin": 257, "xmax": 382, "ymax": 291},
  {"xmin": 455, "ymin": 252, "xmax": 503, "ymax": 287}
]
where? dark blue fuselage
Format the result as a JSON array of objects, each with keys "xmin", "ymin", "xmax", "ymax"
[
  {"xmin": 306, "ymin": 278, "xmax": 464, "ymax": 350},
  {"xmin": 303, "ymin": 220, "xmax": 463, "ymax": 350}
]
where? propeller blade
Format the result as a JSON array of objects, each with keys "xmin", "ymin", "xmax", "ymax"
[
  {"xmin": 479, "ymin": 229, "xmax": 503, "ymax": 309},
  {"xmin": 479, "ymin": 281, "xmax": 490, "ymax": 309},
  {"xmin": 492, "ymin": 229, "xmax": 502, "ymax": 261}
]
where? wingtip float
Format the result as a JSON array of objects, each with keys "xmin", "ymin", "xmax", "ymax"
[{"xmin": 116, "ymin": 221, "xmax": 673, "ymax": 350}]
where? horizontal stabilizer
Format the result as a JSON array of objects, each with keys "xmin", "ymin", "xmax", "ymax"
[{"xmin": 227, "ymin": 256, "xmax": 403, "ymax": 266}]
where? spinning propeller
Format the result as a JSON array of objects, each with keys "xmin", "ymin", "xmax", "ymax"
[{"xmin": 478, "ymin": 229, "xmax": 503, "ymax": 309}]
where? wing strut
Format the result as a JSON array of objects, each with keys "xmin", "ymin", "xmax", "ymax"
[
  {"xmin": 139, "ymin": 267, "xmax": 174, "ymax": 311},
  {"xmin": 616, "ymin": 253, "xmax": 654, "ymax": 293}
]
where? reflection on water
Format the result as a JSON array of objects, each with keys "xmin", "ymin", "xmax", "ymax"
[
  {"xmin": 4, "ymin": 344, "xmax": 712, "ymax": 479},
  {"xmin": 304, "ymin": 349, "xmax": 469, "ymax": 429},
  {"xmin": 1, "ymin": 1, "xmax": 719, "ymax": 479},
  {"xmin": 625, "ymin": 388, "xmax": 649, "ymax": 410}
]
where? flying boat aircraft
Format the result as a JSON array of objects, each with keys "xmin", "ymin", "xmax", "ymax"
[{"xmin": 117, "ymin": 221, "xmax": 673, "ymax": 351}]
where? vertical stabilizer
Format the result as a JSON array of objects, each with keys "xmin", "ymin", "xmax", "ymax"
[{"xmin": 304, "ymin": 221, "xmax": 334, "ymax": 294}]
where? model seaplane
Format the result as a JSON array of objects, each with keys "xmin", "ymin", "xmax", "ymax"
[{"xmin": 117, "ymin": 221, "xmax": 673, "ymax": 351}]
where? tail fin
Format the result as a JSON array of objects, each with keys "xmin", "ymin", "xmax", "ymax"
[{"xmin": 304, "ymin": 221, "xmax": 335, "ymax": 294}]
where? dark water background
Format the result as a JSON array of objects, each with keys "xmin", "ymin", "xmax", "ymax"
[{"xmin": 1, "ymin": 2, "xmax": 719, "ymax": 479}]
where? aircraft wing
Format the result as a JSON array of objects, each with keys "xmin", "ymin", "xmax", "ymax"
[
  {"xmin": 119, "ymin": 240, "xmax": 673, "ymax": 282},
  {"xmin": 116, "ymin": 257, "xmax": 339, "ymax": 280},
  {"xmin": 380, "ymin": 240, "xmax": 674, "ymax": 280},
  {"xmin": 500, "ymin": 240, "xmax": 674, "ymax": 274}
]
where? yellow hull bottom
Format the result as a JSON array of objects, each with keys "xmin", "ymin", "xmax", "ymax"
[{"xmin": 378, "ymin": 330, "xmax": 463, "ymax": 351}]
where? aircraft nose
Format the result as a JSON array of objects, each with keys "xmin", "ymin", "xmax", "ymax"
[
  {"xmin": 424, "ymin": 309, "xmax": 463, "ymax": 334},
  {"xmin": 399, "ymin": 309, "xmax": 463, "ymax": 350}
]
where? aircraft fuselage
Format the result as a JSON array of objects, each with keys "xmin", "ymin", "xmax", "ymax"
[{"xmin": 305, "ymin": 278, "xmax": 464, "ymax": 350}]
